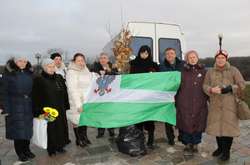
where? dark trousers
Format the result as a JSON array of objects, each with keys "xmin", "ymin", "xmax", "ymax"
[
  {"xmin": 136, "ymin": 121, "xmax": 155, "ymax": 132},
  {"xmin": 64, "ymin": 116, "xmax": 70, "ymax": 143},
  {"xmin": 216, "ymin": 136, "xmax": 233, "ymax": 153},
  {"xmin": 78, "ymin": 126, "xmax": 88, "ymax": 139},
  {"xmin": 179, "ymin": 130, "xmax": 202, "ymax": 145},
  {"xmin": 14, "ymin": 139, "xmax": 30, "ymax": 156},
  {"xmin": 98, "ymin": 128, "xmax": 114, "ymax": 135},
  {"xmin": 165, "ymin": 123, "xmax": 175, "ymax": 141},
  {"xmin": 136, "ymin": 121, "xmax": 155, "ymax": 145}
]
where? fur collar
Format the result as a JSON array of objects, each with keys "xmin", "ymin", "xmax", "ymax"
[
  {"xmin": 67, "ymin": 62, "xmax": 89, "ymax": 72},
  {"xmin": 4, "ymin": 59, "xmax": 33, "ymax": 74},
  {"xmin": 183, "ymin": 63, "xmax": 205, "ymax": 70},
  {"xmin": 214, "ymin": 62, "xmax": 230, "ymax": 71}
]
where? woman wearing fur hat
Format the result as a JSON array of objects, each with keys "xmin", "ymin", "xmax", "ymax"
[
  {"xmin": 32, "ymin": 58, "xmax": 70, "ymax": 156},
  {"xmin": 203, "ymin": 50, "xmax": 245, "ymax": 161},
  {"xmin": 175, "ymin": 50, "xmax": 208, "ymax": 156},
  {"xmin": 3, "ymin": 56, "xmax": 35, "ymax": 162},
  {"xmin": 66, "ymin": 53, "xmax": 92, "ymax": 148}
]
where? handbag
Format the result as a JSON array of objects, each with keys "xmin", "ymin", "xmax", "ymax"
[
  {"xmin": 235, "ymin": 97, "xmax": 250, "ymax": 120},
  {"xmin": 31, "ymin": 118, "xmax": 48, "ymax": 149},
  {"xmin": 230, "ymin": 69, "xmax": 250, "ymax": 120}
]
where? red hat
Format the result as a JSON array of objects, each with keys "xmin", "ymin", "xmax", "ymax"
[{"xmin": 215, "ymin": 50, "xmax": 228, "ymax": 59}]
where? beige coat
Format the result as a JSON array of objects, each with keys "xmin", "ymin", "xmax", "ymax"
[
  {"xmin": 66, "ymin": 62, "xmax": 92, "ymax": 125},
  {"xmin": 203, "ymin": 62, "xmax": 245, "ymax": 137}
]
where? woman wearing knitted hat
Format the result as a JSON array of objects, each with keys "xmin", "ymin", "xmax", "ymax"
[
  {"xmin": 32, "ymin": 58, "xmax": 70, "ymax": 156},
  {"xmin": 203, "ymin": 36, "xmax": 246, "ymax": 161}
]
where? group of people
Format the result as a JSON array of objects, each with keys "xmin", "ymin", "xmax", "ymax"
[{"xmin": 1, "ymin": 44, "xmax": 245, "ymax": 162}]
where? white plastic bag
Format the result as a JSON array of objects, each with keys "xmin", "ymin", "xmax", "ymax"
[
  {"xmin": 66, "ymin": 110, "xmax": 80, "ymax": 126},
  {"xmin": 31, "ymin": 118, "xmax": 47, "ymax": 149}
]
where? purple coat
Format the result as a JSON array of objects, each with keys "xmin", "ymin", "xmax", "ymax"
[{"xmin": 176, "ymin": 64, "xmax": 208, "ymax": 134}]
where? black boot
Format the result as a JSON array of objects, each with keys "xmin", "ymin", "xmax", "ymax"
[
  {"xmin": 18, "ymin": 153, "xmax": 29, "ymax": 162},
  {"xmin": 183, "ymin": 144, "xmax": 193, "ymax": 156},
  {"xmin": 24, "ymin": 150, "xmax": 35, "ymax": 159},
  {"xmin": 47, "ymin": 149, "xmax": 56, "ymax": 157},
  {"xmin": 73, "ymin": 127, "xmax": 87, "ymax": 148},
  {"xmin": 220, "ymin": 137, "xmax": 233, "ymax": 161},
  {"xmin": 79, "ymin": 126, "xmax": 91, "ymax": 144},
  {"xmin": 23, "ymin": 140, "xmax": 35, "ymax": 159},
  {"xmin": 108, "ymin": 128, "xmax": 115, "ymax": 137},
  {"xmin": 192, "ymin": 144, "xmax": 198, "ymax": 153},
  {"xmin": 96, "ymin": 128, "xmax": 105, "ymax": 138},
  {"xmin": 212, "ymin": 137, "xmax": 223, "ymax": 157},
  {"xmin": 220, "ymin": 151, "xmax": 230, "ymax": 161},
  {"xmin": 14, "ymin": 140, "xmax": 29, "ymax": 161},
  {"xmin": 56, "ymin": 147, "xmax": 66, "ymax": 154},
  {"xmin": 147, "ymin": 131, "xmax": 155, "ymax": 149},
  {"xmin": 165, "ymin": 123, "xmax": 175, "ymax": 145},
  {"xmin": 64, "ymin": 117, "xmax": 71, "ymax": 144}
]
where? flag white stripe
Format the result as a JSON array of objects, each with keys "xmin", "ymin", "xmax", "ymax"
[
  {"xmin": 85, "ymin": 75, "xmax": 176, "ymax": 103},
  {"xmin": 86, "ymin": 89, "xmax": 176, "ymax": 103}
]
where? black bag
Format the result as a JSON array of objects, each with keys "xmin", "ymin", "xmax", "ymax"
[{"xmin": 116, "ymin": 125, "xmax": 147, "ymax": 157}]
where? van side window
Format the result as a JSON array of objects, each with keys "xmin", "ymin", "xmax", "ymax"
[
  {"xmin": 130, "ymin": 37, "xmax": 153, "ymax": 56},
  {"xmin": 159, "ymin": 38, "xmax": 182, "ymax": 64}
]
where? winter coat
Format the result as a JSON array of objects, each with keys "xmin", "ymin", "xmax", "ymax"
[
  {"xmin": 92, "ymin": 62, "xmax": 118, "ymax": 75},
  {"xmin": 3, "ymin": 60, "xmax": 33, "ymax": 140},
  {"xmin": 159, "ymin": 57, "xmax": 185, "ymax": 72},
  {"xmin": 130, "ymin": 56, "xmax": 159, "ymax": 74},
  {"xmin": 32, "ymin": 71, "xmax": 70, "ymax": 149},
  {"xmin": 66, "ymin": 62, "xmax": 92, "ymax": 125},
  {"xmin": 176, "ymin": 63, "xmax": 208, "ymax": 134},
  {"xmin": 55, "ymin": 63, "xmax": 67, "ymax": 79},
  {"xmin": 0, "ymin": 74, "xmax": 4, "ymax": 111},
  {"xmin": 203, "ymin": 62, "xmax": 246, "ymax": 137}
]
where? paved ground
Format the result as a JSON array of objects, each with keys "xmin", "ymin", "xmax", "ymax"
[{"xmin": 0, "ymin": 115, "xmax": 250, "ymax": 165}]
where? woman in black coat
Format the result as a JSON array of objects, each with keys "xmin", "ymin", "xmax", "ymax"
[
  {"xmin": 32, "ymin": 58, "xmax": 70, "ymax": 156},
  {"xmin": 130, "ymin": 45, "xmax": 159, "ymax": 149},
  {"xmin": 3, "ymin": 57, "xmax": 35, "ymax": 162}
]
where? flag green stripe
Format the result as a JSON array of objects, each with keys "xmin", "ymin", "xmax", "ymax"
[
  {"xmin": 79, "ymin": 102, "xmax": 176, "ymax": 128},
  {"xmin": 120, "ymin": 71, "xmax": 181, "ymax": 91}
]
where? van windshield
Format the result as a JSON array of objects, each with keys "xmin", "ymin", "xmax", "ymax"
[
  {"xmin": 159, "ymin": 38, "xmax": 182, "ymax": 64},
  {"xmin": 130, "ymin": 37, "xmax": 153, "ymax": 57}
]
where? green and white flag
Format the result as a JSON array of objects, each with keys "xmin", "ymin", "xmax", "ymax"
[{"xmin": 79, "ymin": 71, "xmax": 181, "ymax": 128}]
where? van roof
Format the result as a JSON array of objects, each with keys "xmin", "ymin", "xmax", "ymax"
[
  {"xmin": 128, "ymin": 21, "xmax": 180, "ymax": 27},
  {"xmin": 127, "ymin": 21, "xmax": 184, "ymax": 33}
]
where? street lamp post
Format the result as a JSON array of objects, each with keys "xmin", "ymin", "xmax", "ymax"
[
  {"xmin": 35, "ymin": 53, "xmax": 42, "ymax": 74},
  {"xmin": 35, "ymin": 53, "xmax": 41, "ymax": 65}
]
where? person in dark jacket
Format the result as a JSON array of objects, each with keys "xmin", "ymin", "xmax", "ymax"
[
  {"xmin": 50, "ymin": 53, "xmax": 67, "ymax": 79},
  {"xmin": 159, "ymin": 48, "xmax": 185, "ymax": 145},
  {"xmin": 175, "ymin": 50, "xmax": 208, "ymax": 156},
  {"xmin": 50, "ymin": 53, "xmax": 71, "ymax": 145},
  {"xmin": 0, "ymin": 73, "xmax": 4, "ymax": 114},
  {"xmin": 130, "ymin": 45, "xmax": 159, "ymax": 149},
  {"xmin": 92, "ymin": 53, "xmax": 116, "ymax": 138},
  {"xmin": 32, "ymin": 58, "xmax": 70, "ymax": 156},
  {"xmin": 3, "ymin": 56, "xmax": 35, "ymax": 162}
]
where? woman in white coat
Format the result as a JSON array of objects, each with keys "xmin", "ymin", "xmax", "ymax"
[{"xmin": 66, "ymin": 53, "xmax": 92, "ymax": 147}]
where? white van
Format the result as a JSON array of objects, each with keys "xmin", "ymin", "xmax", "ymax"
[{"xmin": 103, "ymin": 21, "xmax": 186, "ymax": 64}]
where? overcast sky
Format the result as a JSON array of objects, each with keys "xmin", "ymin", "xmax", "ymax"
[{"xmin": 0, "ymin": 0, "xmax": 250, "ymax": 64}]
